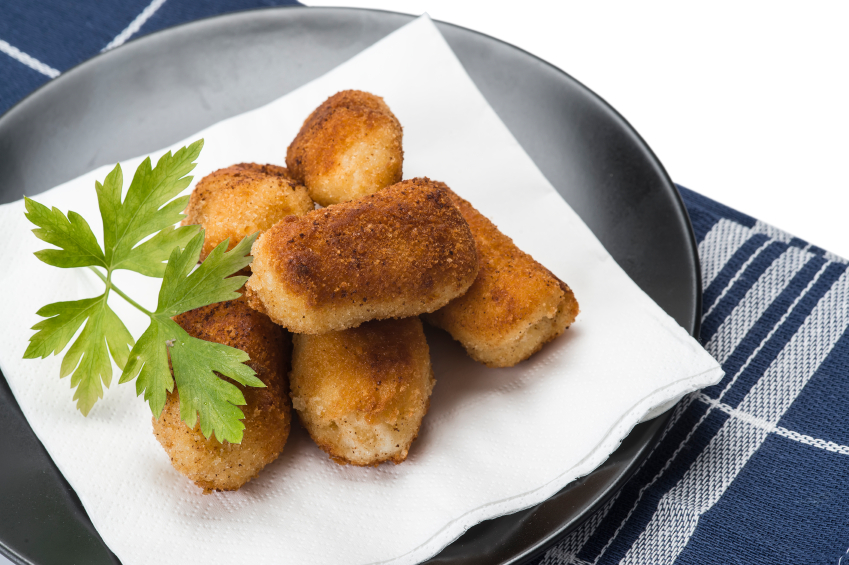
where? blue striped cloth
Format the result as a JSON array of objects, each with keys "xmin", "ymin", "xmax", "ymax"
[
  {"xmin": 0, "ymin": 0, "xmax": 301, "ymax": 115},
  {"xmin": 2, "ymin": 3, "xmax": 848, "ymax": 564}
]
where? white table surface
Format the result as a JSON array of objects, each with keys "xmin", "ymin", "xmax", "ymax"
[
  {"xmin": 1, "ymin": 3, "xmax": 845, "ymax": 565},
  {"xmin": 308, "ymin": 0, "xmax": 849, "ymax": 259}
]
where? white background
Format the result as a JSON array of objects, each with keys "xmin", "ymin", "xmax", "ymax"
[
  {"xmin": 307, "ymin": 0, "xmax": 849, "ymax": 259},
  {"xmin": 1, "ymin": 3, "xmax": 845, "ymax": 564}
]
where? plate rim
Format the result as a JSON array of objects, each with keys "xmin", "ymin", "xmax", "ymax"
[{"xmin": 0, "ymin": 6, "xmax": 702, "ymax": 565}]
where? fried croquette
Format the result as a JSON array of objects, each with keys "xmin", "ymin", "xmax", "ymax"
[
  {"xmin": 286, "ymin": 90, "xmax": 403, "ymax": 206},
  {"xmin": 245, "ymin": 178, "xmax": 479, "ymax": 334},
  {"xmin": 152, "ymin": 295, "xmax": 292, "ymax": 493},
  {"xmin": 290, "ymin": 318, "xmax": 435, "ymax": 466},
  {"xmin": 182, "ymin": 162, "xmax": 314, "ymax": 261},
  {"xmin": 424, "ymin": 187, "xmax": 579, "ymax": 367}
]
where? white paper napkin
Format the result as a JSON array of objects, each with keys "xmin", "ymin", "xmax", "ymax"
[{"xmin": 0, "ymin": 16, "xmax": 722, "ymax": 565}]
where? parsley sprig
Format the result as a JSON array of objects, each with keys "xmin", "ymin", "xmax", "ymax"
[{"xmin": 23, "ymin": 140, "xmax": 264, "ymax": 443}]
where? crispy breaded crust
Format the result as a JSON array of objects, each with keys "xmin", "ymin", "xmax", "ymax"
[
  {"xmin": 182, "ymin": 163, "xmax": 314, "ymax": 261},
  {"xmin": 424, "ymin": 187, "xmax": 579, "ymax": 367},
  {"xmin": 245, "ymin": 178, "xmax": 479, "ymax": 334},
  {"xmin": 286, "ymin": 90, "xmax": 403, "ymax": 206},
  {"xmin": 230, "ymin": 162, "xmax": 291, "ymax": 177},
  {"xmin": 290, "ymin": 318, "xmax": 435, "ymax": 466},
  {"xmin": 152, "ymin": 296, "xmax": 292, "ymax": 493}
]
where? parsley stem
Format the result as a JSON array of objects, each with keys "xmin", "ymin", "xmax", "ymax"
[{"xmin": 87, "ymin": 266, "xmax": 153, "ymax": 317}]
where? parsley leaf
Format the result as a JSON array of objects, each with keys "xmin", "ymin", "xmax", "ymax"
[
  {"xmin": 24, "ymin": 199, "xmax": 106, "ymax": 269},
  {"xmin": 26, "ymin": 140, "xmax": 203, "ymax": 277},
  {"xmin": 25, "ymin": 141, "xmax": 204, "ymax": 415},
  {"xmin": 96, "ymin": 140, "xmax": 203, "ymax": 277},
  {"xmin": 22, "ymin": 140, "xmax": 265, "ymax": 439},
  {"xmin": 26, "ymin": 140, "xmax": 266, "ymax": 440},
  {"xmin": 120, "ymin": 232, "xmax": 261, "ymax": 443},
  {"xmin": 170, "ymin": 328, "xmax": 260, "ymax": 443},
  {"xmin": 156, "ymin": 226, "xmax": 255, "ymax": 316},
  {"xmin": 24, "ymin": 295, "xmax": 134, "ymax": 415}
]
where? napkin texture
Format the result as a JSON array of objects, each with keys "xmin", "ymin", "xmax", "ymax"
[{"xmin": 0, "ymin": 16, "xmax": 722, "ymax": 565}]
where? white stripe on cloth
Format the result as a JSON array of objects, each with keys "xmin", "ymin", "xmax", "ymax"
[
  {"xmin": 775, "ymin": 428, "xmax": 849, "ymax": 456},
  {"xmin": 707, "ymin": 260, "xmax": 830, "ymax": 405},
  {"xmin": 698, "ymin": 219, "xmax": 753, "ymax": 289},
  {"xmin": 825, "ymin": 250, "xmax": 848, "ymax": 264},
  {"xmin": 738, "ymin": 272, "xmax": 849, "ymax": 421},
  {"xmin": 539, "ymin": 496, "xmax": 619, "ymax": 565},
  {"xmin": 701, "ymin": 238, "xmax": 772, "ymax": 319},
  {"xmin": 697, "ymin": 393, "xmax": 849, "ymax": 456},
  {"xmin": 0, "ymin": 39, "xmax": 60, "ymax": 78},
  {"xmin": 753, "ymin": 219, "xmax": 846, "ymax": 264},
  {"xmin": 618, "ymin": 268, "xmax": 849, "ymax": 565},
  {"xmin": 704, "ymin": 245, "xmax": 811, "ymax": 365},
  {"xmin": 102, "ymin": 0, "xmax": 168, "ymax": 52},
  {"xmin": 752, "ymin": 219, "xmax": 795, "ymax": 244}
]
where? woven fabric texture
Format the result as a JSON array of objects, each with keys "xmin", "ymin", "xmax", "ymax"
[{"xmin": 2, "ymin": 2, "xmax": 847, "ymax": 563}]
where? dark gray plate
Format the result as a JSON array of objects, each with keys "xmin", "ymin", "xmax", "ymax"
[{"xmin": 0, "ymin": 7, "xmax": 700, "ymax": 565}]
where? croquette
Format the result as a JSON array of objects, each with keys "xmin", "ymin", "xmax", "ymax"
[
  {"xmin": 182, "ymin": 162, "xmax": 314, "ymax": 261},
  {"xmin": 290, "ymin": 318, "xmax": 435, "ymax": 466},
  {"xmin": 424, "ymin": 186, "xmax": 579, "ymax": 367},
  {"xmin": 152, "ymin": 295, "xmax": 292, "ymax": 493},
  {"xmin": 286, "ymin": 90, "xmax": 403, "ymax": 206},
  {"xmin": 245, "ymin": 178, "xmax": 479, "ymax": 334}
]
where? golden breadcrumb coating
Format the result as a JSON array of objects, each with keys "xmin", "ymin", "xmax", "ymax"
[
  {"xmin": 152, "ymin": 295, "xmax": 292, "ymax": 494},
  {"xmin": 182, "ymin": 162, "xmax": 314, "ymax": 261},
  {"xmin": 290, "ymin": 318, "xmax": 435, "ymax": 466},
  {"xmin": 245, "ymin": 178, "xmax": 478, "ymax": 334},
  {"xmin": 424, "ymin": 187, "xmax": 579, "ymax": 367},
  {"xmin": 286, "ymin": 90, "xmax": 403, "ymax": 206}
]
